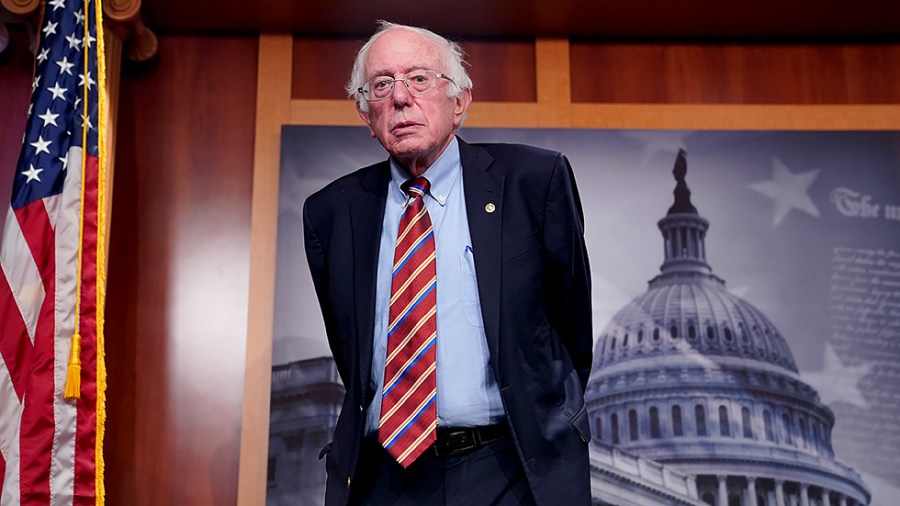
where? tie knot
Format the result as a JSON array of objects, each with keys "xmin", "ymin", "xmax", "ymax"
[{"xmin": 404, "ymin": 177, "xmax": 430, "ymax": 199}]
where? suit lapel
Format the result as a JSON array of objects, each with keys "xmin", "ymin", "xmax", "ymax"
[
  {"xmin": 349, "ymin": 162, "xmax": 390, "ymax": 405},
  {"xmin": 459, "ymin": 139, "xmax": 504, "ymax": 363}
]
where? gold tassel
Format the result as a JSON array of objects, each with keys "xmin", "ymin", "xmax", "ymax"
[{"xmin": 64, "ymin": 332, "xmax": 82, "ymax": 400}]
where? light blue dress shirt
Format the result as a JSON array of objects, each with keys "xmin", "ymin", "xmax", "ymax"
[{"xmin": 366, "ymin": 138, "xmax": 505, "ymax": 434}]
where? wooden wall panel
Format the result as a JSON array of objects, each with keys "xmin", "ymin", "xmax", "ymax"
[
  {"xmin": 291, "ymin": 37, "xmax": 536, "ymax": 102},
  {"xmin": 464, "ymin": 39, "xmax": 536, "ymax": 102},
  {"xmin": 291, "ymin": 38, "xmax": 361, "ymax": 100},
  {"xmin": 570, "ymin": 43, "xmax": 900, "ymax": 104},
  {"xmin": 105, "ymin": 34, "xmax": 257, "ymax": 505}
]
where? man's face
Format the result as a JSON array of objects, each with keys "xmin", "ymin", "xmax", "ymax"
[{"xmin": 358, "ymin": 29, "xmax": 472, "ymax": 174}]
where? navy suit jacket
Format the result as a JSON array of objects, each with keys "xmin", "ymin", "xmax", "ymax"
[{"xmin": 303, "ymin": 138, "xmax": 593, "ymax": 505}]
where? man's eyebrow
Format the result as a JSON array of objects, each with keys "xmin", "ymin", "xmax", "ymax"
[
  {"xmin": 366, "ymin": 68, "xmax": 390, "ymax": 78},
  {"xmin": 367, "ymin": 66, "xmax": 431, "ymax": 77}
]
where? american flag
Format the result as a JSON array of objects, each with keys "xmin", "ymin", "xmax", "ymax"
[{"xmin": 0, "ymin": 0, "xmax": 106, "ymax": 504}]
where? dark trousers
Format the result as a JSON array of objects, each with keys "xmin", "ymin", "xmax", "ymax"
[{"xmin": 349, "ymin": 436, "xmax": 537, "ymax": 506}]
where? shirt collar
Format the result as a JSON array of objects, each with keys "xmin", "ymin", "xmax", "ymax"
[{"xmin": 389, "ymin": 137, "xmax": 460, "ymax": 207}]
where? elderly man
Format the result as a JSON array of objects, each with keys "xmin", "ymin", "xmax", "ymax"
[{"xmin": 303, "ymin": 21, "xmax": 593, "ymax": 505}]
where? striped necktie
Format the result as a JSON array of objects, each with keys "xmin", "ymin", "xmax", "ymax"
[{"xmin": 378, "ymin": 176, "xmax": 438, "ymax": 467}]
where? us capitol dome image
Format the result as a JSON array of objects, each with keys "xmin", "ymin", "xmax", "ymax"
[{"xmin": 584, "ymin": 150, "xmax": 870, "ymax": 506}]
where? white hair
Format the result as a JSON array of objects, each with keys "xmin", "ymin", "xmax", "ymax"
[{"xmin": 346, "ymin": 21, "xmax": 473, "ymax": 112}]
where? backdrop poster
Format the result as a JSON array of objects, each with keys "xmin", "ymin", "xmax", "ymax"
[{"xmin": 268, "ymin": 126, "xmax": 900, "ymax": 506}]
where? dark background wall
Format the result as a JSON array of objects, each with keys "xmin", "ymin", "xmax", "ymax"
[{"xmin": 0, "ymin": 27, "xmax": 33, "ymax": 219}]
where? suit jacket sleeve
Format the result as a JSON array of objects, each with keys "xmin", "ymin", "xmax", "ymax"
[
  {"xmin": 543, "ymin": 153, "xmax": 592, "ymax": 391},
  {"xmin": 303, "ymin": 197, "xmax": 351, "ymax": 387}
]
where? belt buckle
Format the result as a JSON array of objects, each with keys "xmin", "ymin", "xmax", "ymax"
[{"xmin": 437, "ymin": 429, "xmax": 478, "ymax": 457}]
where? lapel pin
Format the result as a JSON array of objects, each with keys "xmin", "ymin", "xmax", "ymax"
[{"xmin": 485, "ymin": 203, "xmax": 496, "ymax": 213}]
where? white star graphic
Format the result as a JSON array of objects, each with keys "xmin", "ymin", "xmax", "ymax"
[
  {"xmin": 74, "ymin": 9, "xmax": 85, "ymax": 25},
  {"xmin": 32, "ymin": 75, "xmax": 41, "ymax": 91},
  {"xmin": 30, "ymin": 135, "xmax": 52, "ymax": 155},
  {"xmin": 42, "ymin": 21, "xmax": 58, "ymax": 37},
  {"xmin": 748, "ymin": 158, "xmax": 821, "ymax": 227},
  {"xmin": 22, "ymin": 164, "xmax": 44, "ymax": 183},
  {"xmin": 49, "ymin": 0, "xmax": 65, "ymax": 10},
  {"xmin": 38, "ymin": 108, "xmax": 60, "ymax": 128},
  {"xmin": 84, "ymin": 33, "xmax": 96, "ymax": 49},
  {"xmin": 37, "ymin": 47, "xmax": 50, "ymax": 63},
  {"xmin": 56, "ymin": 56, "xmax": 75, "ymax": 76},
  {"xmin": 78, "ymin": 72, "xmax": 96, "ymax": 89},
  {"xmin": 801, "ymin": 344, "xmax": 871, "ymax": 409},
  {"xmin": 59, "ymin": 154, "xmax": 69, "ymax": 170},
  {"xmin": 65, "ymin": 33, "xmax": 82, "ymax": 51},
  {"xmin": 48, "ymin": 82, "xmax": 67, "ymax": 101}
]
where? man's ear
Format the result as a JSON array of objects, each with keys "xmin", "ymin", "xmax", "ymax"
[
  {"xmin": 453, "ymin": 88, "xmax": 473, "ymax": 126},
  {"xmin": 357, "ymin": 104, "xmax": 376, "ymax": 138}
]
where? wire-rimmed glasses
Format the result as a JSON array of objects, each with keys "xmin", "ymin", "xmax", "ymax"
[{"xmin": 358, "ymin": 70, "xmax": 454, "ymax": 102}]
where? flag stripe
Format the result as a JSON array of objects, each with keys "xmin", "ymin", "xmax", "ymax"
[
  {"xmin": 0, "ymin": 355, "xmax": 23, "ymax": 483},
  {"xmin": 14, "ymin": 204, "xmax": 56, "ymax": 292},
  {"xmin": 0, "ymin": 208, "xmax": 46, "ymax": 343},
  {"xmin": 73, "ymin": 153, "xmax": 99, "ymax": 505},
  {"xmin": 0, "ymin": 395, "xmax": 21, "ymax": 503},
  {"xmin": 18, "ymin": 283, "xmax": 57, "ymax": 505},
  {"xmin": 0, "ymin": 449, "xmax": 6, "ymax": 500},
  {"xmin": 18, "ymin": 200, "xmax": 57, "ymax": 503},
  {"xmin": 0, "ymin": 274, "xmax": 33, "ymax": 402},
  {"xmin": 49, "ymin": 144, "xmax": 85, "ymax": 506}
]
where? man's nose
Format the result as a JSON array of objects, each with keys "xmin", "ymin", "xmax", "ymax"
[{"xmin": 392, "ymin": 80, "xmax": 413, "ymax": 106}]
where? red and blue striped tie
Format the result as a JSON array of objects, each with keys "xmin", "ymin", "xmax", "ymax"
[{"xmin": 378, "ymin": 176, "xmax": 438, "ymax": 467}]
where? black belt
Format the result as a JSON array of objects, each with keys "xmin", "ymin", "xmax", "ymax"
[{"xmin": 431, "ymin": 424, "xmax": 509, "ymax": 457}]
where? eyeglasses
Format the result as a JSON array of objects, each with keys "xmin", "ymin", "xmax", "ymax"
[{"xmin": 358, "ymin": 70, "xmax": 454, "ymax": 102}]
